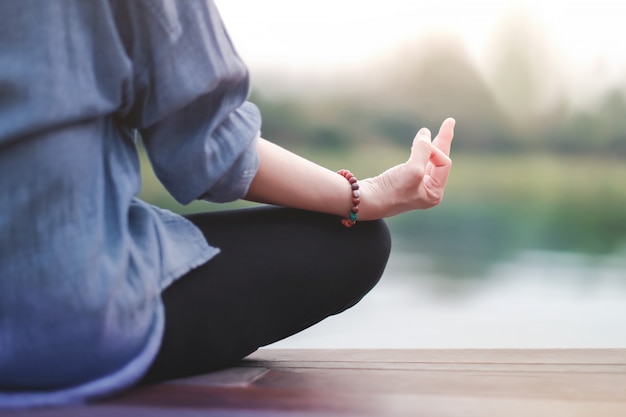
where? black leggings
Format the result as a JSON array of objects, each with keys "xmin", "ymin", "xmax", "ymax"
[{"xmin": 140, "ymin": 206, "xmax": 391, "ymax": 383}]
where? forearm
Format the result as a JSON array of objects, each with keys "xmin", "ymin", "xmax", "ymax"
[
  {"xmin": 244, "ymin": 138, "xmax": 356, "ymax": 219},
  {"xmin": 244, "ymin": 117, "xmax": 454, "ymax": 221}
]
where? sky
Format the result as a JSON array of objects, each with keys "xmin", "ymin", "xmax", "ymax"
[{"xmin": 214, "ymin": 0, "xmax": 626, "ymax": 102}]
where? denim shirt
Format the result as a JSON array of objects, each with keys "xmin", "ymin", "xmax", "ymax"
[{"xmin": 0, "ymin": 0, "xmax": 261, "ymax": 407}]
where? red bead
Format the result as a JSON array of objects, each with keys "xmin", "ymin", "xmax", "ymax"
[
  {"xmin": 341, "ymin": 218, "xmax": 356, "ymax": 228},
  {"xmin": 338, "ymin": 169, "xmax": 352, "ymax": 179},
  {"xmin": 338, "ymin": 168, "xmax": 360, "ymax": 228}
]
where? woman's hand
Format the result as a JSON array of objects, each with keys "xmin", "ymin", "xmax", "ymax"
[
  {"xmin": 359, "ymin": 117, "xmax": 455, "ymax": 220},
  {"xmin": 245, "ymin": 117, "xmax": 454, "ymax": 222}
]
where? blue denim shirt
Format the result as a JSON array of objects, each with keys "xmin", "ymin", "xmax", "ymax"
[{"xmin": 0, "ymin": 0, "xmax": 261, "ymax": 407}]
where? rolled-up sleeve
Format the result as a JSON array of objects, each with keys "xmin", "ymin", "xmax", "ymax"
[{"xmin": 116, "ymin": 0, "xmax": 261, "ymax": 204}]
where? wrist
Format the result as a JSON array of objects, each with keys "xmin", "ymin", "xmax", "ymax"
[{"xmin": 355, "ymin": 178, "xmax": 384, "ymax": 221}]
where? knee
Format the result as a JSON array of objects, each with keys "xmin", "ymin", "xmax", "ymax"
[
  {"xmin": 365, "ymin": 218, "xmax": 392, "ymax": 261},
  {"xmin": 354, "ymin": 218, "xmax": 392, "ymax": 275},
  {"xmin": 332, "ymin": 219, "xmax": 391, "ymax": 313}
]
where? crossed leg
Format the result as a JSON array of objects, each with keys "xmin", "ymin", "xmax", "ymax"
[{"xmin": 141, "ymin": 206, "xmax": 391, "ymax": 383}]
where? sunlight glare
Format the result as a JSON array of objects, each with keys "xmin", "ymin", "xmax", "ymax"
[{"xmin": 215, "ymin": 0, "xmax": 626, "ymax": 103}]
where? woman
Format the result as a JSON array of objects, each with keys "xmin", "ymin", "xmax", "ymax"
[{"xmin": 0, "ymin": 0, "xmax": 454, "ymax": 408}]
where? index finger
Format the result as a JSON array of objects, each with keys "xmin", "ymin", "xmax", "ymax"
[
  {"xmin": 432, "ymin": 117, "xmax": 455, "ymax": 156},
  {"xmin": 408, "ymin": 127, "xmax": 433, "ymax": 167}
]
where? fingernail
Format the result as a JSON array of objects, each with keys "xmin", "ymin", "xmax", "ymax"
[{"xmin": 418, "ymin": 128, "xmax": 430, "ymax": 136}]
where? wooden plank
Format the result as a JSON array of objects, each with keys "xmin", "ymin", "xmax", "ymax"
[
  {"xmin": 8, "ymin": 404, "xmax": 354, "ymax": 417},
  {"xmin": 249, "ymin": 348, "xmax": 626, "ymax": 365},
  {"xmin": 164, "ymin": 366, "xmax": 270, "ymax": 387},
  {"xmin": 5, "ymin": 349, "xmax": 626, "ymax": 417},
  {"xmin": 10, "ymin": 395, "xmax": 626, "ymax": 417},
  {"xmin": 371, "ymin": 394, "xmax": 626, "ymax": 417},
  {"xmin": 247, "ymin": 349, "xmax": 626, "ymax": 403},
  {"xmin": 111, "ymin": 382, "xmax": 372, "ymax": 413},
  {"xmin": 254, "ymin": 367, "xmax": 626, "ymax": 401},
  {"xmin": 246, "ymin": 359, "xmax": 626, "ymax": 374}
]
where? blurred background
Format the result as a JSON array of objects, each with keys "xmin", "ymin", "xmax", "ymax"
[{"xmin": 141, "ymin": 0, "xmax": 626, "ymax": 348}]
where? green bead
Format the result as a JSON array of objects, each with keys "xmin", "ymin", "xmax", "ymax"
[{"xmin": 349, "ymin": 212, "xmax": 358, "ymax": 222}]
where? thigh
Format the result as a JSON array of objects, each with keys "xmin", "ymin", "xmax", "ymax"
[{"xmin": 142, "ymin": 206, "xmax": 390, "ymax": 383}]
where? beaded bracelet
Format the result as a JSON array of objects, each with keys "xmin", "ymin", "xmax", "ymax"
[{"xmin": 337, "ymin": 169, "xmax": 360, "ymax": 228}]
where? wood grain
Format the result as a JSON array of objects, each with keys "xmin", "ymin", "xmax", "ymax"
[{"xmin": 6, "ymin": 349, "xmax": 626, "ymax": 417}]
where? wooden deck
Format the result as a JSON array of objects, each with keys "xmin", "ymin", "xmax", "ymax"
[{"xmin": 7, "ymin": 349, "xmax": 626, "ymax": 417}]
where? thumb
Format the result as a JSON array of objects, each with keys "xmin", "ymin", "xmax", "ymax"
[{"xmin": 408, "ymin": 127, "xmax": 433, "ymax": 167}]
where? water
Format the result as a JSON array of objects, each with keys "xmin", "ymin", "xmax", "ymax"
[{"xmin": 270, "ymin": 249, "xmax": 626, "ymax": 348}]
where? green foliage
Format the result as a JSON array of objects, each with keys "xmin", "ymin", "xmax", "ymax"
[
  {"xmin": 252, "ymin": 83, "xmax": 626, "ymax": 155},
  {"xmin": 544, "ymin": 91, "xmax": 626, "ymax": 154},
  {"xmin": 248, "ymin": 26, "xmax": 626, "ymax": 156},
  {"xmin": 388, "ymin": 152, "xmax": 626, "ymax": 276}
]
